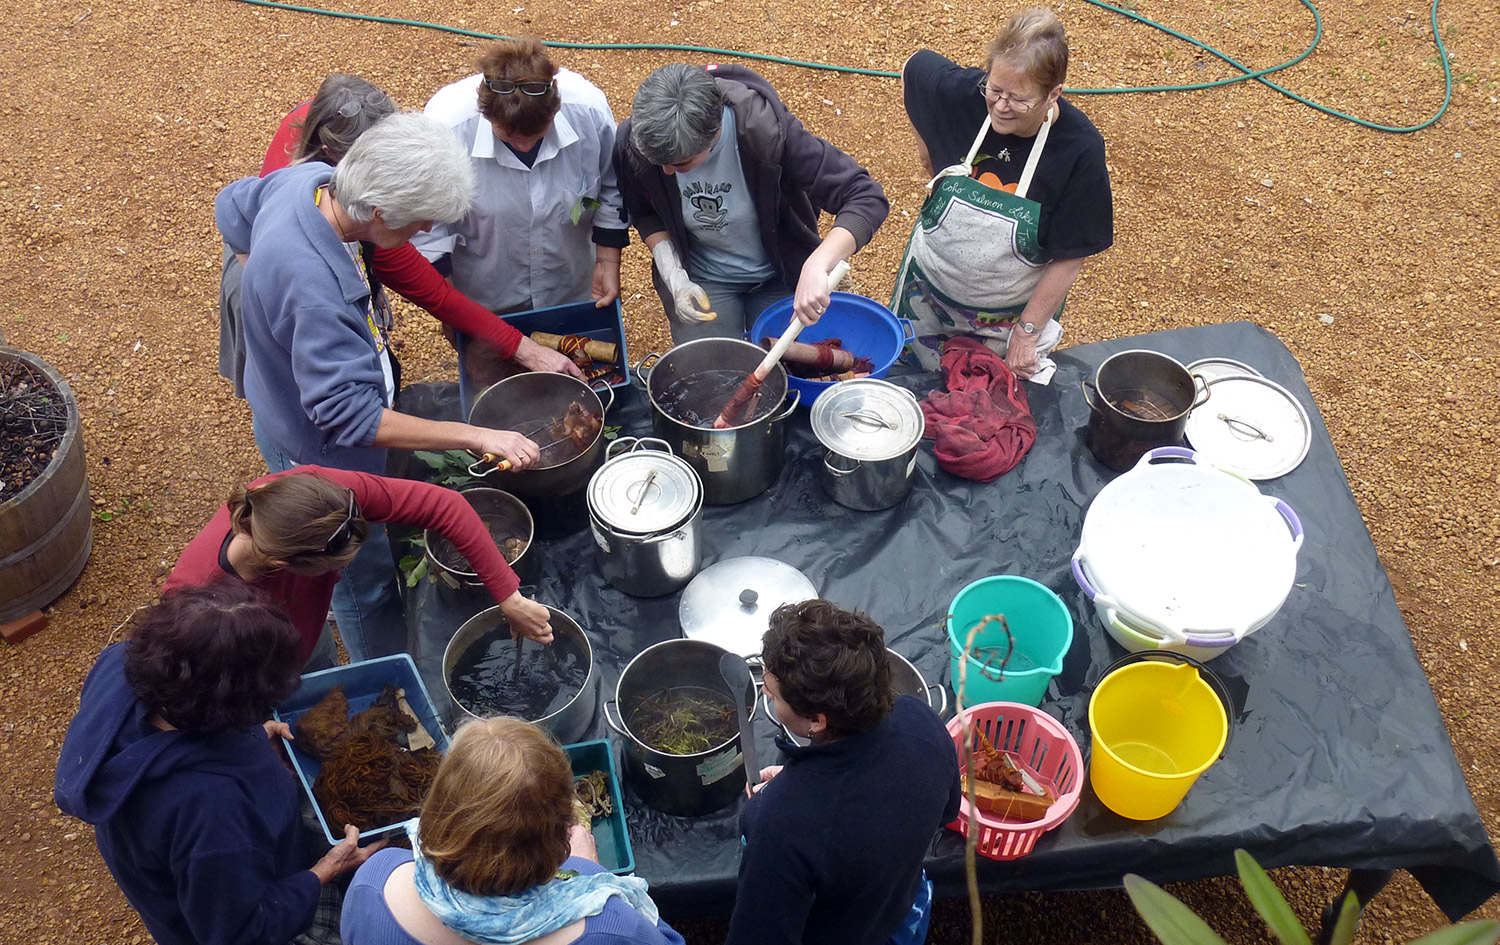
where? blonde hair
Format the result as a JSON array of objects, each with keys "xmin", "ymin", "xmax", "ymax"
[
  {"xmin": 417, "ymin": 717, "xmax": 574, "ymax": 896},
  {"xmin": 985, "ymin": 6, "xmax": 1070, "ymax": 91},
  {"xmin": 227, "ymin": 472, "xmax": 367, "ymax": 576}
]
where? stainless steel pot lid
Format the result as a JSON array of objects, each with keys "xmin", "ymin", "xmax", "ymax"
[
  {"xmin": 1186, "ymin": 357, "xmax": 1264, "ymax": 383},
  {"xmin": 1184, "ymin": 374, "xmax": 1312, "ymax": 480},
  {"xmin": 588, "ymin": 450, "xmax": 701, "ymax": 535},
  {"xmin": 810, "ymin": 379, "xmax": 925, "ymax": 461},
  {"xmin": 678, "ymin": 556, "xmax": 818, "ymax": 657}
]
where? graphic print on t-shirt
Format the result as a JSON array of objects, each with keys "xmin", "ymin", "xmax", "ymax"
[{"xmin": 683, "ymin": 182, "xmax": 731, "ymax": 230}]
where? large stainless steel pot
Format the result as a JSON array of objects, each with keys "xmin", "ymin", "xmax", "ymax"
[
  {"xmin": 443, "ymin": 605, "xmax": 597, "ymax": 744},
  {"xmin": 635, "ymin": 339, "xmax": 799, "ymax": 506},
  {"xmin": 764, "ymin": 647, "xmax": 947, "ymax": 745},
  {"xmin": 604, "ymin": 639, "xmax": 757, "ymax": 816},
  {"xmin": 587, "ymin": 438, "xmax": 703, "ymax": 597},
  {"xmin": 1081, "ymin": 350, "xmax": 1209, "ymax": 472},
  {"xmin": 810, "ymin": 379, "xmax": 925, "ymax": 511},
  {"xmin": 468, "ymin": 373, "xmax": 615, "ymax": 496},
  {"xmin": 424, "ymin": 487, "xmax": 538, "ymax": 588}
]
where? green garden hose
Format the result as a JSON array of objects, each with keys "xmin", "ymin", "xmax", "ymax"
[{"xmin": 227, "ymin": 0, "xmax": 1452, "ymax": 132}]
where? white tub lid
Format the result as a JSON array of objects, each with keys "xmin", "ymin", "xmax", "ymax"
[
  {"xmin": 678, "ymin": 556, "xmax": 817, "ymax": 657},
  {"xmin": 1186, "ymin": 357, "xmax": 1264, "ymax": 383},
  {"xmin": 1185, "ymin": 374, "xmax": 1311, "ymax": 480}
]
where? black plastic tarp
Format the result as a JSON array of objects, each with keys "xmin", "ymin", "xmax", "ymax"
[{"xmin": 402, "ymin": 321, "xmax": 1499, "ymax": 921}]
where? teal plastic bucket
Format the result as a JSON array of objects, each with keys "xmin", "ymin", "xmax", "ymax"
[{"xmin": 947, "ymin": 576, "xmax": 1073, "ymax": 707}]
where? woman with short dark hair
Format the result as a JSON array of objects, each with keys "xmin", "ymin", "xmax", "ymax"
[
  {"xmin": 730, "ymin": 599, "xmax": 961, "ymax": 945},
  {"xmin": 54, "ymin": 582, "xmax": 382, "ymax": 945},
  {"xmin": 341, "ymin": 717, "xmax": 683, "ymax": 945}
]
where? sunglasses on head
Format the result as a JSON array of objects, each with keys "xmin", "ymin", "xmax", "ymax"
[
  {"xmin": 484, "ymin": 77, "xmax": 553, "ymax": 96},
  {"xmin": 336, "ymin": 89, "xmax": 390, "ymax": 118},
  {"xmin": 324, "ymin": 490, "xmax": 361, "ymax": 555}
]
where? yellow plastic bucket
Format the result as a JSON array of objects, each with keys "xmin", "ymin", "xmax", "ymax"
[{"xmin": 1088, "ymin": 660, "xmax": 1228, "ymax": 820}]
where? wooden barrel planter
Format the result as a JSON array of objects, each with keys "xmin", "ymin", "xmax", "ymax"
[{"xmin": 0, "ymin": 346, "xmax": 92, "ymax": 624}]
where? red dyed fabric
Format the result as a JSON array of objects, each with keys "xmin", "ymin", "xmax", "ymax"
[{"xmin": 920, "ymin": 337, "xmax": 1037, "ymax": 482}]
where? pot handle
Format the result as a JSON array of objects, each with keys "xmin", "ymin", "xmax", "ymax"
[
  {"xmin": 899, "ymin": 318, "xmax": 917, "ymax": 344},
  {"xmin": 602, "ymin": 698, "xmax": 630, "ymax": 739},
  {"xmin": 1190, "ymin": 372, "xmax": 1212, "ymax": 410},
  {"xmin": 1270, "ymin": 496, "xmax": 1305, "ymax": 551},
  {"xmin": 1080, "ymin": 379, "xmax": 1101, "ymax": 412},
  {"xmin": 1136, "ymin": 445, "xmax": 1198, "ymax": 468},
  {"xmin": 592, "ymin": 381, "xmax": 617, "ymax": 417},
  {"xmin": 926, "ymin": 682, "xmax": 949, "ymax": 718},
  {"xmin": 632, "ymin": 352, "xmax": 661, "ymax": 387},
  {"xmin": 605, "ymin": 436, "xmax": 641, "ymax": 460},
  {"xmin": 635, "ymin": 437, "xmax": 675, "ymax": 454},
  {"xmin": 824, "ymin": 450, "xmax": 859, "ymax": 478},
  {"xmin": 769, "ymin": 387, "xmax": 802, "ymax": 423},
  {"xmin": 1069, "ymin": 554, "xmax": 1100, "ymax": 600},
  {"xmin": 466, "ymin": 452, "xmax": 514, "ymax": 477}
]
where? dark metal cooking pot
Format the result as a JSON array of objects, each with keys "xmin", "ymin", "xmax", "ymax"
[
  {"xmin": 635, "ymin": 339, "xmax": 799, "ymax": 506},
  {"xmin": 442, "ymin": 604, "xmax": 597, "ymax": 744},
  {"xmin": 604, "ymin": 639, "xmax": 757, "ymax": 816},
  {"xmin": 423, "ymin": 487, "xmax": 539, "ymax": 588},
  {"xmin": 1081, "ymin": 350, "xmax": 1209, "ymax": 472},
  {"xmin": 467, "ymin": 373, "xmax": 614, "ymax": 497}
]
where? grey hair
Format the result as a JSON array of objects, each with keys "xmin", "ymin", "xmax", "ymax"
[
  {"xmin": 331, "ymin": 112, "xmax": 476, "ymax": 228},
  {"xmin": 292, "ymin": 74, "xmax": 395, "ymax": 165},
  {"xmin": 629, "ymin": 64, "xmax": 725, "ymax": 166}
]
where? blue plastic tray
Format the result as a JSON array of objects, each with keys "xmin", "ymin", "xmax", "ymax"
[
  {"xmin": 274, "ymin": 654, "xmax": 450, "ymax": 846},
  {"xmin": 563, "ymin": 739, "xmax": 635, "ymax": 875},
  {"xmin": 458, "ymin": 298, "xmax": 630, "ymax": 415}
]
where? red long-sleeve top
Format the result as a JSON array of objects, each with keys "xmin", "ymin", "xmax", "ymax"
[
  {"xmin": 258, "ymin": 103, "xmax": 521, "ymax": 359},
  {"xmin": 164, "ymin": 467, "xmax": 519, "ymax": 662}
]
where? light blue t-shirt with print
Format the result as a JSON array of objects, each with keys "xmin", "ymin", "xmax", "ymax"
[{"xmin": 676, "ymin": 107, "xmax": 776, "ymax": 284}]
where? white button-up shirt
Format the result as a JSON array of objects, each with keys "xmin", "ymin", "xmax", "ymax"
[{"xmin": 415, "ymin": 69, "xmax": 627, "ymax": 312}]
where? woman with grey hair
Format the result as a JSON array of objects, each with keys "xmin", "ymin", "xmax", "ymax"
[
  {"xmin": 214, "ymin": 112, "xmax": 551, "ymax": 663},
  {"xmin": 615, "ymin": 63, "xmax": 889, "ymax": 344}
]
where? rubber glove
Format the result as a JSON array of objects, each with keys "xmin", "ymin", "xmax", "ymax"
[{"xmin": 651, "ymin": 240, "xmax": 716, "ymax": 324}]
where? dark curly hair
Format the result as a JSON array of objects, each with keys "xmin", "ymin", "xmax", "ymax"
[
  {"xmin": 123, "ymin": 580, "xmax": 302, "ymax": 732},
  {"xmin": 761, "ymin": 599, "xmax": 893, "ymax": 738}
]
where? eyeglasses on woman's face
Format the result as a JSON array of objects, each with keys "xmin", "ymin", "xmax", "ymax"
[
  {"xmin": 484, "ymin": 77, "xmax": 554, "ymax": 96},
  {"xmin": 976, "ymin": 79, "xmax": 1043, "ymax": 114},
  {"xmin": 335, "ymin": 89, "xmax": 390, "ymax": 119},
  {"xmin": 323, "ymin": 490, "xmax": 360, "ymax": 554}
]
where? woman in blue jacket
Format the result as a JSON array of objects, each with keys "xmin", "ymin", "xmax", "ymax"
[{"xmin": 54, "ymin": 582, "xmax": 381, "ymax": 945}]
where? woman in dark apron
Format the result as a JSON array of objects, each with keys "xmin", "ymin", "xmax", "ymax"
[{"xmin": 894, "ymin": 7, "xmax": 1114, "ymax": 382}]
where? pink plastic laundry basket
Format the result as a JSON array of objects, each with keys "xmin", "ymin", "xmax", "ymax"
[{"xmin": 945, "ymin": 701, "xmax": 1085, "ymax": 860}]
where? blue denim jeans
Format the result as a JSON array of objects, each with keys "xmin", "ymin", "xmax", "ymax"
[
  {"xmin": 667, "ymin": 276, "xmax": 790, "ymax": 345},
  {"xmin": 251, "ymin": 417, "xmax": 409, "ymax": 663}
]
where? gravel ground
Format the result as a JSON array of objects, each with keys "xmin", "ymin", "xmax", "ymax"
[{"xmin": 1, "ymin": 0, "xmax": 1496, "ymax": 941}]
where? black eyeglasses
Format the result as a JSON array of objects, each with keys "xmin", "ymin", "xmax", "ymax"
[
  {"xmin": 324, "ymin": 490, "xmax": 361, "ymax": 554},
  {"xmin": 484, "ymin": 77, "xmax": 553, "ymax": 96},
  {"xmin": 336, "ymin": 90, "xmax": 390, "ymax": 118}
]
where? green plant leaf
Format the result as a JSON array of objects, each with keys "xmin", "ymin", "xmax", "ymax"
[
  {"xmin": 414, "ymin": 450, "xmax": 447, "ymax": 469},
  {"xmin": 1410, "ymin": 920, "xmax": 1500, "ymax": 945},
  {"xmin": 1124, "ymin": 874, "xmax": 1231, "ymax": 945},
  {"xmin": 1235, "ymin": 850, "xmax": 1312, "ymax": 945},
  {"xmin": 570, "ymin": 202, "xmax": 583, "ymax": 225},
  {"xmin": 1327, "ymin": 893, "xmax": 1360, "ymax": 945},
  {"xmin": 405, "ymin": 557, "xmax": 429, "ymax": 588}
]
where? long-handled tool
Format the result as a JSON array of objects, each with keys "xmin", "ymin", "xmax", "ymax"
[
  {"xmin": 712, "ymin": 260, "xmax": 850, "ymax": 429},
  {"xmin": 466, "ymin": 401, "xmax": 595, "ymax": 475},
  {"xmin": 718, "ymin": 651, "xmax": 760, "ymax": 797}
]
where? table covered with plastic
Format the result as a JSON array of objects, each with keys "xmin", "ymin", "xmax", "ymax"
[{"xmin": 402, "ymin": 320, "xmax": 1499, "ymax": 922}]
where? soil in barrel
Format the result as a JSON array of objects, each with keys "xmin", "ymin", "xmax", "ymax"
[
  {"xmin": 0, "ymin": 358, "xmax": 68, "ymax": 503},
  {"xmin": 449, "ymin": 631, "xmax": 588, "ymax": 720},
  {"xmin": 628, "ymin": 686, "xmax": 739, "ymax": 754}
]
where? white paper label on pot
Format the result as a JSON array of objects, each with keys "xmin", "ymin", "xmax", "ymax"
[
  {"xmin": 905, "ymin": 455, "xmax": 918, "ymax": 477},
  {"xmin": 591, "ymin": 524, "xmax": 611, "ymax": 553},
  {"xmin": 697, "ymin": 746, "xmax": 743, "ymax": 785},
  {"xmin": 644, "ymin": 763, "xmax": 666, "ymax": 780}
]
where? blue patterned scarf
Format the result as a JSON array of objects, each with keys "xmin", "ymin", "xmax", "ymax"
[{"xmin": 406, "ymin": 821, "xmax": 660, "ymax": 945}]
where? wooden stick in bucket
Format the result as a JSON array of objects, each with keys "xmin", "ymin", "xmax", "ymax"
[{"xmin": 712, "ymin": 260, "xmax": 849, "ymax": 429}]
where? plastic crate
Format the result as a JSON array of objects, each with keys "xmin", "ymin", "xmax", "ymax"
[
  {"xmin": 563, "ymin": 738, "xmax": 635, "ymax": 875},
  {"xmin": 944, "ymin": 702, "xmax": 1084, "ymax": 861},
  {"xmin": 458, "ymin": 298, "xmax": 630, "ymax": 415},
  {"xmin": 274, "ymin": 654, "xmax": 450, "ymax": 846}
]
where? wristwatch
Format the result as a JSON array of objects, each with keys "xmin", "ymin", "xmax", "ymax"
[{"xmin": 1017, "ymin": 320, "xmax": 1040, "ymax": 335}]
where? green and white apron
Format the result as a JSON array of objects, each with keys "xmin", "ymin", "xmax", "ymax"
[{"xmin": 891, "ymin": 111, "xmax": 1064, "ymax": 375}]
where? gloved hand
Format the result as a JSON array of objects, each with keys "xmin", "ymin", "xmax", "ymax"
[{"xmin": 651, "ymin": 239, "xmax": 716, "ymax": 324}]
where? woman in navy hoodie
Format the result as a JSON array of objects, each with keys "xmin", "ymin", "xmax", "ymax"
[{"xmin": 54, "ymin": 581, "xmax": 382, "ymax": 945}]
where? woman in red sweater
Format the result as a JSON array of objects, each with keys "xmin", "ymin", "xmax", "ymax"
[
  {"xmin": 165, "ymin": 467, "xmax": 552, "ymax": 668},
  {"xmin": 218, "ymin": 73, "xmax": 580, "ymax": 399}
]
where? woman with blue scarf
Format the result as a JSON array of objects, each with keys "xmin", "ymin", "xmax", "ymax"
[{"xmin": 341, "ymin": 717, "xmax": 682, "ymax": 945}]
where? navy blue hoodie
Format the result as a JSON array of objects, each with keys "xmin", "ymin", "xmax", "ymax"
[{"xmin": 54, "ymin": 644, "xmax": 320, "ymax": 945}]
